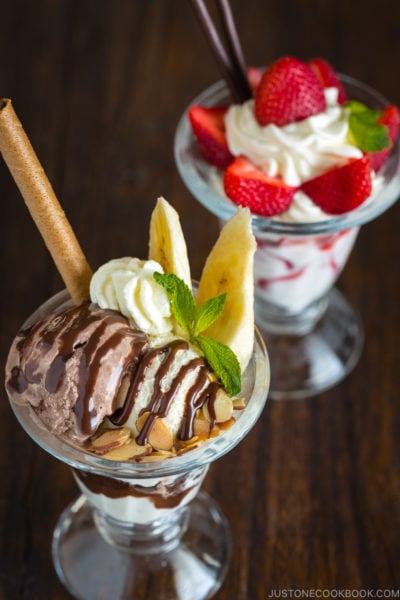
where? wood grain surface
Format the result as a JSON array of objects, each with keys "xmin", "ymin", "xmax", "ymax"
[{"xmin": 0, "ymin": 1, "xmax": 399, "ymax": 599}]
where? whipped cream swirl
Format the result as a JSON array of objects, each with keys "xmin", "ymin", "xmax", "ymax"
[
  {"xmin": 90, "ymin": 257, "xmax": 173, "ymax": 336},
  {"xmin": 225, "ymin": 88, "xmax": 363, "ymax": 187}
]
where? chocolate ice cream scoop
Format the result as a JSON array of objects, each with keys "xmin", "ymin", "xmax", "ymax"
[
  {"xmin": 5, "ymin": 298, "xmax": 233, "ymax": 456},
  {"xmin": 5, "ymin": 302, "xmax": 149, "ymax": 442}
]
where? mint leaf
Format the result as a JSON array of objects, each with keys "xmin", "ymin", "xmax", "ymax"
[
  {"xmin": 196, "ymin": 334, "xmax": 241, "ymax": 397},
  {"xmin": 153, "ymin": 273, "xmax": 242, "ymax": 396},
  {"xmin": 346, "ymin": 100, "xmax": 378, "ymax": 117},
  {"xmin": 346, "ymin": 100, "xmax": 390, "ymax": 152},
  {"xmin": 193, "ymin": 293, "xmax": 227, "ymax": 336},
  {"xmin": 153, "ymin": 272, "xmax": 196, "ymax": 334}
]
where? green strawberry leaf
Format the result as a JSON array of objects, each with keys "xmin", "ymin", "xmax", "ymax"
[
  {"xmin": 153, "ymin": 272, "xmax": 196, "ymax": 334},
  {"xmin": 193, "ymin": 293, "xmax": 227, "ymax": 336},
  {"xmin": 196, "ymin": 334, "xmax": 241, "ymax": 397},
  {"xmin": 346, "ymin": 100, "xmax": 390, "ymax": 152}
]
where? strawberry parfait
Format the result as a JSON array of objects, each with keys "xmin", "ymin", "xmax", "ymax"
[{"xmin": 175, "ymin": 56, "xmax": 400, "ymax": 398}]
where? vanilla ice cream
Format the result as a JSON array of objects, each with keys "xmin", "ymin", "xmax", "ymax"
[{"xmin": 73, "ymin": 467, "xmax": 208, "ymax": 524}]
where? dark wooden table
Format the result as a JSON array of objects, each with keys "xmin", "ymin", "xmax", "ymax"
[{"xmin": 1, "ymin": 1, "xmax": 399, "ymax": 599}]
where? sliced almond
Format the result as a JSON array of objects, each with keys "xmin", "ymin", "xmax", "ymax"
[
  {"xmin": 89, "ymin": 428, "xmax": 131, "ymax": 455},
  {"xmin": 138, "ymin": 450, "xmax": 175, "ymax": 463},
  {"xmin": 202, "ymin": 403, "xmax": 211, "ymax": 423},
  {"xmin": 193, "ymin": 417, "xmax": 212, "ymax": 437},
  {"xmin": 178, "ymin": 442, "xmax": 200, "ymax": 455},
  {"xmin": 233, "ymin": 397, "xmax": 246, "ymax": 410},
  {"xmin": 213, "ymin": 424, "xmax": 222, "ymax": 436},
  {"xmin": 148, "ymin": 418, "xmax": 174, "ymax": 451},
  {"xmin": 196, "ymin": 407, "xmax": 208, "ymax": 420},
  {"xmin": 203, "ymin": 388, "xmax": 233, "ymax": 423},
  {"xmin": 136, "ymin": 411, "xmax": 174, "ymax": 451},
  {"xmin": 218, "ymin": 417, "xmax": 235, "ymax": 431},
  {"xmin": 178, "ymin": 435, "xmax": 199, "ymax": 448},
  {"xmin": 103, "ymin": 439, "xmax": 152, "ymax": 461},
  {"xmin": 136, "ymin": 411, "xmax": 150, "ymax": 432}
]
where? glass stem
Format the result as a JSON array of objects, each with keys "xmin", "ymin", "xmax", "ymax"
[
  {"xmin": 93, "ymin": 504, "xmax": 189, "ymax": 555},
  {"xmin": 255, "ymin": 294, "xmax": 329, "ymax": 335}
]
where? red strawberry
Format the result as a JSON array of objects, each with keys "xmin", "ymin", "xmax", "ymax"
[
  {"xmin": 309, "ymin": 57, "xmax": 347, "ymax": 104},
  {"xmin": 254, "ymin": 56, "xmax": 326, "ymax": 126},
  {"xmin": 223, "ymin": 156, "xmax": 298, "ymax": 217},
  {"xmin": 301, "ymin": 156, "xmax": 372, "ymax": 214},
  {"xmin": 247, "ymin": 66, "xmax": 263, "ymax": 94},
  {"xmin": 369, "ymin": 105, "xmax": 400, "ymax": 172},
  {"xmin": 188, "ymin": 105, "xmax": 233, "ymax": 169}
]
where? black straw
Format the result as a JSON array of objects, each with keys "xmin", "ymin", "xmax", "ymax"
[
  {"xmin": 189, "ymin": 0, "xmax": 253, "ymax": 103},
  {"xmin": 215, "ymin": 0, "xmax": 252, "ymax": 99}
]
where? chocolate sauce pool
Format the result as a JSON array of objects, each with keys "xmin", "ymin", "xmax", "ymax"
[{"xmin": 74, "ymin": 470, "xmax": 197, "ymax": 508}]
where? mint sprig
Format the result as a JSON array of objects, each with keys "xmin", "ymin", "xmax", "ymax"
[
  {"xmin": 155, "ymin": 272, "xmax": 197, "ymax": 335},
  {"xmin": 153, "ymin": 272, "xmax": 241, "ymax": 396},
  {"xmin": 193, "ymin": 294, "xmax": 227, "ymax": 336},
  {"xmin": 346, "ymin": 100, "xmax": 390, "ymax": 152},
  {"xmin": 196, "ymin": 335, "xmax": 241, "ymax": 397}
]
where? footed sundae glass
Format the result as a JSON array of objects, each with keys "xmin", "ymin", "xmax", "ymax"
[
  {"xmin": 174, "ymin": 75, "xmax": 400, "ymax": 399},
  {"xmin": 8, "ymin": 290, "xmax": 270, "ymax": 600}
]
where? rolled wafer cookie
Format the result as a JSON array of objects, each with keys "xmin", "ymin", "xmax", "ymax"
[{"xmin": 0, "ymin": 98, "xmax": 92, "ymax": 305}]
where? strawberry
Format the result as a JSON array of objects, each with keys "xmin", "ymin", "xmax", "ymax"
[
  {"xmin": 254, "ymin": 56, "xmax": 326, "ymax": 126},
  {"xmin": 309, "ymin": 57, "xmax": 347, "ymax": 104},
  {"xmin": 369, "ymin": 104, "xmax": 400, "ymax": 172},
  {"xmin": 188, "ymin": 105, "xmax": 233, "ymax": 169},
  {"xmin": 223, "ymin": 156, "xmax": 298, "ymax": 217},
  {"xmin": 301, "ymin": 156, "xmax": 372, "ymax": 214},
  {"xmin": 247, "ymin": 66, "xmax": 263, "ymax": 94}
]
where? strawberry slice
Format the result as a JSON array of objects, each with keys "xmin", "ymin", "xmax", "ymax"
[
  {"xmin": 309, "ymin": 58, "xmax": 347, "ymax": 104},
  {"xmin": 188, "ymin": 105, "xmax": 233, "ymax": 169},
  {"xmin": 369, "ymin": 105, "xmax": 400, "ymax": 172},
  {"xmin": 254, "ymin": 56, "xmax": 326, "ymax": 127},
  {"xmin": 301, "ymin": 156, "xmax": 372, "ymax": 214},
  {"xmin": 223, "ymin": 156, "xmax": 298, "ymax": 217}
]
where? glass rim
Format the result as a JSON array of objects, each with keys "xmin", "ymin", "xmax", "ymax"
[
  {"xmin": 174, "ymin": 74, "xmax": 400, "ymax": 235},
  {"xmin": 8, "ymin": 290, "xmax": 270, "ymax": 479}
]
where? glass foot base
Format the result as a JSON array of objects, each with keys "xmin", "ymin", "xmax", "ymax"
[
  {"xmin": 52, "ymin": 491, "xmax": 231, "ymax": 600},
  {"xmin": 257, "ymin": 288, "xmax": 364, "ymax": 399}
]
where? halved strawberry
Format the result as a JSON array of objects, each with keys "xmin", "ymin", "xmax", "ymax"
[
  {"xmin": 369, "ymin": 105, "xmax": 400, "ymax": 172},
  {"xmin": 301, "ymin": 156, "xmax": 372, "ymax": 214},
  {"xmin": 254, "ymin": 56, "xmax": 326, "ymax": 126},
  {"xmin": 188, "ymin": 105, "xmax": 234, "ymax": 169},
  {"xmin": 247, "ymin": 66, "xmax": 263, "ymax": 94},
  {"xmin": 309, "ymin": 58, "xmax": 347, "ymax": 104},
  {"xmin": 223, "ymin": 156, "xmax": 298, "ymax": 217}
]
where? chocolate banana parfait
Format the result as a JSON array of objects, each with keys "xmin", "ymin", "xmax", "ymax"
[
  {"xmin": 2, "ymin": 96, "xmax": 269, "ymax": 597},
  {"xmin": 6, "ymin": 198, "xmax": 264, "ymax": 524}
]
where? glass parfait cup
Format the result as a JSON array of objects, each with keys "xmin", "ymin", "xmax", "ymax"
[
  {"xmin": 174, "ymin": 75, "xmax": 400, "ymax": 400},
  {"xmin": 8, "ymin": 290, "xmax": 270, "ymax": 600}
]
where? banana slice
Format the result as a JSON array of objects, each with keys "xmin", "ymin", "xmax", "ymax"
[
  {"xmin": 196, "ymin": 208, "xmax": 256, "ymax": 372},
  {"xmin": 148, "ymin": 197, "xmax": 191, "ymax": 286}
]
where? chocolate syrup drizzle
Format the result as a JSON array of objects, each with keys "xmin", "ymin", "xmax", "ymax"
[
  {"xmin": 8, "ymin": 302, "xmax": 223, "ymax": 444},
  {"xmin": 111, "ymin": 339, "xmax": 223, "ymax": 444},
  {"xmin": 7, "ymin": 302, "xmax": 149, "ymax": 435}
]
